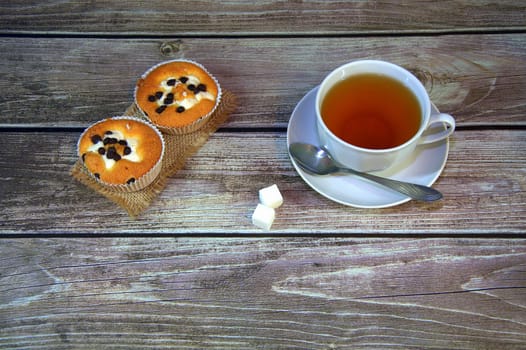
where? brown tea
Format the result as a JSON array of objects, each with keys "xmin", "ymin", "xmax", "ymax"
[{"xmin": 321, "ymin": 73, "xmax": 421, "ymax": 149}]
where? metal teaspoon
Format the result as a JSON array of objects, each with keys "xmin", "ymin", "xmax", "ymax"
[{"xmin": 289, "ymin": 142, "xmax": 442, "ymax": 202}]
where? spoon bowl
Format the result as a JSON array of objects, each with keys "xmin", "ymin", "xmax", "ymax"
[{"xmin": 289, "ymin": 142, "xmax": 442, "ymax": 202}]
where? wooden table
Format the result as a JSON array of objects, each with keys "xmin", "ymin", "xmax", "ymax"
[{"xmin": 1, "ymin": 1, "xmax": 525, "ymax": 348}]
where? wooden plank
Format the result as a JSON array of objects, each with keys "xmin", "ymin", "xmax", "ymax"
[
  {"xmin": 1, "ymin": 130, "xmax": 524, "ymax": 234},
  {"xmin": 0, "ymin": 34, "xmax": 524, "ymax": 128},
  {"xmin": 0, "ymin": 1, "xmax": 525, "ymax": 35},
  {"xmin": 1, "ymin": 237, "xmax": 525, "ymax": 349}
]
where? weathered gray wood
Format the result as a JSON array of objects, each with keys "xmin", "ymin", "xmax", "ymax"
[
  {"xmin": 0, "ymin": 35, "xmax": 524, "ymax": 128},
  {"xmin": 1, "ymin": 237, "xmax": 525, "ymax": 349},
  {"xmin": 0, "ymin": 130, "xmax": 524, "ymax": 234},
  {"xmin": 1, "ymin": 2, "xmax": 525, "ymax": 348},
  {"xmin": 1, "ymin": 0, "xmax": 525, "ymax": 35}
]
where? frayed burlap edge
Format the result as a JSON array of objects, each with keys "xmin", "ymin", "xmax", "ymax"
[{"xmin": 70, "ymin": 90, "xmax": 237, "ymax": 218}]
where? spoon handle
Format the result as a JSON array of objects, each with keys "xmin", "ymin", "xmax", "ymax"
[{"xmin": 340, "ymin": 167, "xmax": 443, "ymax": 202}]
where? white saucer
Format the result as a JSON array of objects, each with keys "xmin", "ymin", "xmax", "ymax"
[{"xmin": 287, "ymin": 86, "xmax": 449, "ymax": 208}]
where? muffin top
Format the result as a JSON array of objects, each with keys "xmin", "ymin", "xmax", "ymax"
[
  {"xmin": 78, "ymin": 117, "xmax": 164, "ymax": 185},
  {"xmin": 135, "ymin": 60, "xmax": 220, "ymax": 129}
]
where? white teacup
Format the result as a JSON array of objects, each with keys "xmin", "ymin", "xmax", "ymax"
[{"xmin": 316, "ymin": 60, "xmax": 455, "ymax": 172}]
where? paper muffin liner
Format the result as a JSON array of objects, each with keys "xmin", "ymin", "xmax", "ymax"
[
  {"xmin": 133, "ymin": 59, "xmax": 222, "ymax": 135},
  {"xmin": 77, "ymin": 116, "xmax": 165, "ymax": 193}
]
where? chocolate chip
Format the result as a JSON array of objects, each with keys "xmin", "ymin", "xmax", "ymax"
[
  {"xmin": 167, "ymin": 79, "xmax": 176, "ymax": 86},
  {"xmin": 91, "ymin": 135, "xmax": 102, "ymax": 144},
  {"xmin": 187, "ymin": 84, "xmax": 196, "ymax": 91},
  {"xmin": 127, "ymin": 178, "xmax": 136, "ymax": 184},
  {"xmin": 104, "ymin": 131, "xmax": 113, "ymax": 135},
  {"xmin": 155, "ymin": 91, "xmax": 163, "ymax": 100},
  {"xmin": 197, "ymin": 83, "xmax": 207, "ymax": 92},
  {"xmin": 94, "ymin": 173, "xmax": 100, "ymax": 179},
  {"xmin": 179, "ymin": 76, "xmax": 188, "ymax": 83},
  {"xmin": 123, "ymin": 146, "xmax": 132, "ymax": 155},
  {"xmin": 164, "ymin": 93, "xmax": 174, "ymax": 105},
  {"xmin": 103, "ymin": 137, "xmax": 118, "ymax": 145},
  {"xmin": 106, "ymin": 146, "xmax": 119, "ymax": 160},
  {"xmin": 148, "ymin": 95, "xmax": 156, "ymax": 102},
  {"xmin": 156, "ymin": 105, "xmax": 167, "ymax": 114},
  {"xmin": 176, "ymin": 106, "xmax": 185, "ymax": 113},
  {"xmin": 98, "ymin": 147, "xmax": 106, "ymax": 155},
  {"xmin": 118, "ymin": 140, "xmax": 128, "ymax": 146}
]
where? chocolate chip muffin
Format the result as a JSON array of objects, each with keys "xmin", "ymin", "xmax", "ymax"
[
  {"xmin": 134, "ymin": 60, "xmax": 221, "ymax": 134},
  {"xmin": 77, "ymin": 116, "xmax": 164, "ymax": 191}
]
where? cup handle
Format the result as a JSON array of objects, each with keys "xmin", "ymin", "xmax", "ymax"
[{"xmin": 418, "ymin": 113, "xmax": 455, "ymax": 145}]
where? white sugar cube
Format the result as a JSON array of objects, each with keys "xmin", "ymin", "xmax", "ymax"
[
  {"xmin": 252, "ymin": 204, "xmax": 276, "ymax": 230},
  {"xmin": 258, "ymin": 184, "xmax": 283, "ymax": 209}
]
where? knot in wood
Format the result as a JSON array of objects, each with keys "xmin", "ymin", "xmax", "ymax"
[
  {"xmin": 408, "ymin": 67, "xmax": 434, "ymax": 91},
  {"xmin": 160, "ymin": 41, "xmax": 181, "ymax": 57}
]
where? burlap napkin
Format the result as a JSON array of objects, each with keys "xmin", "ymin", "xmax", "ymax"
[{"xmin": 71, "ymin": 90, "xmax": 237, "ymax": 218}]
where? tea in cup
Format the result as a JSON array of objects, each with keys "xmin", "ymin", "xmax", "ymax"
[{"xmin": 316, "ymin": 60, "xmax": 455, "ymax": 172}]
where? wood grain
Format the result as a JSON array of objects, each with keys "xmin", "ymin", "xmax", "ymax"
[
  {"xmin": 1, "ymin": 0, "xmax": 525, "ymax": 35},
  {"xmin": 0, "ymin": 130, "xmax": 524, "ymax": 234},
  {"xmin": 0, "ymin": 34, "xmax": 525, "ymax": 128},
  {"xmin": 1, "ymin": 1, "xmax": 525, "ymax": 348},
  {"xmin": 1, "ymin": 237, "xmax": 525, "ymax": 349}
]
